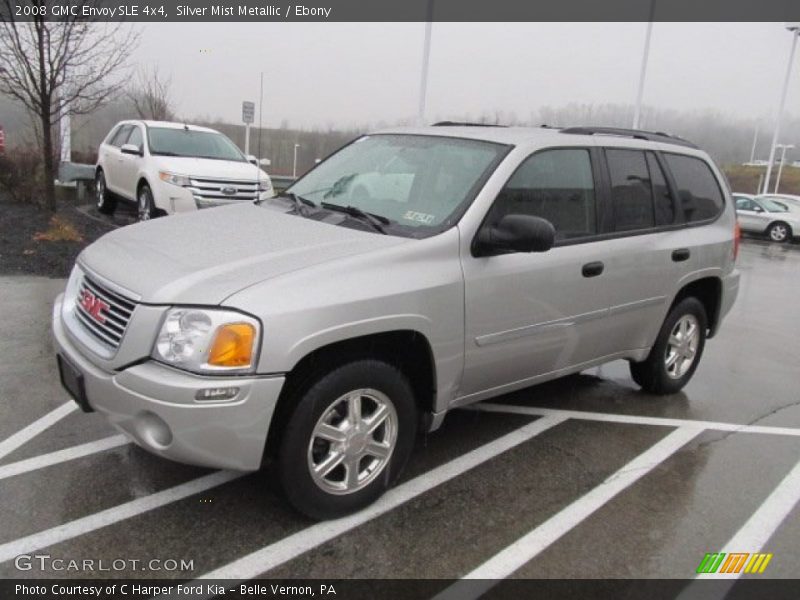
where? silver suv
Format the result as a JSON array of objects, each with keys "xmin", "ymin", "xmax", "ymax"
[{"xmin": 53, "ymin": 125, "xmax": 740, "ymax": 519}]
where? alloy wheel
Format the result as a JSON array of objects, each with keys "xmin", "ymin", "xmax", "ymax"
[{"xmin": 664, "ymin": 314, "xmax": 700, "ymax": 379}]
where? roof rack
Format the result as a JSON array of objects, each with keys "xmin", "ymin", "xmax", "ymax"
[
  {"xmin": 559, "ymin": 126, "xmax": 698, "ymax": 149},
  {"xmin": 432, "ymin": 121, "xmax": 508, "ymax": 128}
]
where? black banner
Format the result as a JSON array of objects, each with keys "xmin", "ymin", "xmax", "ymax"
[
  {"xmin": 2, "ymin": 579, "xmax": 800, "ymax": 600},
  {"xmin": 2, "ymin": 0, "xmax": 800, "ymax": 22}
]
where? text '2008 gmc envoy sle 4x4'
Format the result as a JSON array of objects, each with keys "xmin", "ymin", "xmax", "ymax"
[{"xmin": 53, "ymin": 125, "xmax": 740, "ymax": 519}]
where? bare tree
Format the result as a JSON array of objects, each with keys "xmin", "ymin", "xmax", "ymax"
[
  {"xmin": 0, "ymin": 1, "xmax": 138, "ymax": 210},
  {"xmin": 127, "ymin": 66, "xmax": 174, "ymax": 121}
]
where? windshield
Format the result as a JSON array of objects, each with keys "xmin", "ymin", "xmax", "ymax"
[
  {"xmin": 147, "ymin": 127, "xmax": 245, "ymax": 161},
  {"xmin": 285, "ymin": 134, "xmax": 508, "ymax": 235},
  {"xmin": 760, "ymin": 198, "xmax": 788, "ymax": 212}
]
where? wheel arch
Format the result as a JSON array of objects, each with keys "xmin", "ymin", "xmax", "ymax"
[
  {"xmin": 668, "ymin": 276, "xmax": 722, "ymax": 338},
  {"xmin": 263, "ymin": 329, "xmax": 437, "ymax": 461}
]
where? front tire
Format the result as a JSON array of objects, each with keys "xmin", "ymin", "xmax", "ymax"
[
  {"xmin": 137, "ymin": 184, "xmax": 156, "ymax": 222},
  {"xmin": 630, "ymin": 297, "xmax": 707, "ymax": 395},
  {"xmin": 767, "ymin": 221, "xmax": 791, "ymax": 243},
  {"xmin": 278, "ymin": 360, "xmax": 417, "ymax": 520},
  {"xmin": 95, "ymin": 171, "xmax": 117, "ymax": 215}
]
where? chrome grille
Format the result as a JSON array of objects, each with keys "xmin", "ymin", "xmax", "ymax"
[
  {"xmin": 74, "ymin": 275, "xmax": 136, "ymax": 349},
  {"xmin": 187, "ymin": 176, "xmax": 260, "ymax": 206}
]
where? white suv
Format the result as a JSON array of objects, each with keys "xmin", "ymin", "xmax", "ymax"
[{"xmin": 95, "ymin": 120, "xmax": 274, "ymax": 221}]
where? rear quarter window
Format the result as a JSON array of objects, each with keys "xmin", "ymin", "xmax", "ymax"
[{"xmin": 663, "ymin": 153, "xmax": 724, "ymax": 223}]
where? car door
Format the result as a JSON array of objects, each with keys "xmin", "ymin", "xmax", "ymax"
[
  {"xmin": 459, "ymin": 147, "xmax": 618, "ymax": 399},
  {"xmin": 117, "ymin": 125, "xmax": 144, "ymax": 195},
  {"xmin": 103, "ymin": 124, "xmax": 133, "ymax": 196},
  {"xmin": 735, "ymin": 196, "xmax": 766, "ymax": 233},
  {"xmin": 595, "ymin": 149, "xmax": 694, "ymax": 353}
]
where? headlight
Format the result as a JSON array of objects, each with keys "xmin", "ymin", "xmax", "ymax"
[
  {"xmin": 159, "ymin": 171, "xmax": 191, "ymax": 187},
  {"xmin": 257, "ymin": 180, "xmax": 272, "ymax": 192},
  {"xmin": 152, "ymin": 308, "xmax": 260, "ymax": 374}
]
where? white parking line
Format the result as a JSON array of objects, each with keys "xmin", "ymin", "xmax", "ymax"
[
  {"xmin": 434, "ymin": 426, "xmax": 702, "ymax": 600},
  {"xmin": 154, "ymin": 414, "xmax": 569, "ymax": 598},
  {"xmin": 0, "ymin": 470, "xmax": 241, "ymax": 564},
  {"xmin": 0, "ymin": 402, "xmax": 78, "ymax": 462},
  {"xmin": 0, "ymin": 434, "xmax": 129, "ymax": 481},
  {"xmin": 473, "ymin": 403, "xmax": 800, "ymax": 437},
  {"xmin": 675, "ymin": 458, "xmax": 800, "ymax": 600}
]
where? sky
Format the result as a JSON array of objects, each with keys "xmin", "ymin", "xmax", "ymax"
[{"xmin": 131, "ymin": 22, "xmax": 800, "ymax": 129}]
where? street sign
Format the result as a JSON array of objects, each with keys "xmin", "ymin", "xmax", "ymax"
[
  {"xmin": 242, "ymin": 101, "xmax": 255, "ymax": 124},
  {"xmin": 0, "ymin": 125, "xmax": 5, "ymax": 156}
]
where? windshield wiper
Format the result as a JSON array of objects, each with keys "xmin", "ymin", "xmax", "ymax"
[
  {"xmin": 266, "ymin": 191, "xmax": 317, "ymax": 214},
  {"xmin": 320, "ymin": 202, "xmax": 389, "ymax": 234},
  {"xmin": 151, "ymin": 151, "xmax": 181, "ymax": 156}
]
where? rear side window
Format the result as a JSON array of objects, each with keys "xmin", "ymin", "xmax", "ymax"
[
  {"xmin": 606, "ymin": 149, "xmax": 655, "ymax": 231},
  {"xmin": 489, "ymin": 148, "xmax": 596, "ymax": 241},
  {"xmin": 647, "ymin": 153, "xmax": 675, "ymax": 226},
  {"xmin": 663, "ymin": 154, "xmax": 724, "ymax": 222}
]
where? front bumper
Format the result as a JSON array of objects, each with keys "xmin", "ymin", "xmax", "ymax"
[{"xmin": 52, "ymin": 293, "xmax": 284, "ymax": 471}]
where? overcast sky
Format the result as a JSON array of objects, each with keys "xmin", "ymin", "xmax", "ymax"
[{"xmin": 132, "ymin": 22, "xmax": 799, "ymax": 128}]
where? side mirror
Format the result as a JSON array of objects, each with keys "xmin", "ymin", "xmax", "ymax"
[
  {"xmin": 753, "ymin": 206, "xmax": 764, "ymax": 213},
  {"xmin": 473, "ymin": 214, "xmax": 556, "ymax": 257},
  {"xmin": 247, "ymin": 154, "xmax": 258, "ymax": 165},
  {"xmin": 120, "ymin": 143, "xmax": 142, "ymax": 156}
]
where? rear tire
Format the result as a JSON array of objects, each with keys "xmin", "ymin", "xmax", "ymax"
[
  {"xmin": 630, "ymin": 297, "xmax": 707, "ymax": 395},
  {"xmin": 278, "ymin": 359, "xmax": 417, "ymax": 520},
  {"xmin": 767, "ymin": 221, "xmax": 791, "ymax": 243},
  {"xmin": 95, "ymin": 171, "xmax": 117, "ymax": 215}
]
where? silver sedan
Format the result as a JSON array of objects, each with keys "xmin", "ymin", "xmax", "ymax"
[{"xmin": 734, "ymin": 194, "xmax": 800, "ymax": 242}]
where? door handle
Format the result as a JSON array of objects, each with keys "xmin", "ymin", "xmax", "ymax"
[
  {"xmin": 672, "ymin": 248, "xmax": 691, "ymax": 262},
  {"xmin": 582, "ymin": 261, "xmax": 604, "ymax": 278}
]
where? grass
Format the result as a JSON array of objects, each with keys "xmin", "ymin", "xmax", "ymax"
[
  {"xmin": 33, "ymin": 215, "xmax": 85, "ymax": 243},
  {"xmin": 724, "ymin": 164, "xmax": 800, "ymax": 196}
]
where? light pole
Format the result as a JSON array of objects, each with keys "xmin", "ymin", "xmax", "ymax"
[
  {"xmin": 762, "ymin": 23, "xmax": 800, "ymax": 194},
  {"xmin": 632, "ymin": 0, "xmax": 656, "ymax": 130},
  {"xmin": 774, "ymin": 144, "xmax": 795, "ymax": 193},
  {"xmin": 417, "ymin": 0, "xmax": 434, "ymax": 125},
  {"xmin": 293, "ymin": 143, "xmax": 300, "ymax": 178}
]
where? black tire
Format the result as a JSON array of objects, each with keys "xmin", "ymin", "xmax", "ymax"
[
  {"xmin": 630, "ymin": 297, "xmax": 708, "ymax": 395},
  {"xmin": 137, "ymin": 183, "xmax": 155, "ymax": 222},
  {"xmin": 95, "ymin": 170, "xmax": 117, "ymax": 215},
  {"xmin": 766, "ymin": 221, "xmax": 791, "ymax": 243},
  {"xmin": 278, "ymin": 359, "xmax": 417, "ymax": 520}
]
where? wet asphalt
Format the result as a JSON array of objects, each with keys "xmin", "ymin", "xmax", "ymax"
[{"xmin": 0, "ymin": 238, "xmax": 798, "ymax": 583}]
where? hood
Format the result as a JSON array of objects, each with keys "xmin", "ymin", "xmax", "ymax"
[
  {"xmin": 153, "ymin": 156, "xmax": 269, "ymax": 181},
  {"xmin": 79, "ymin": 204, "xmax": 408, "ymax": 305}
]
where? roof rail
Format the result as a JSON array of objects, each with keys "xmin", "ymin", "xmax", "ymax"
[
  {"xmin": 432, "ymin": 121, "xmax": 508, "ymax": 128},
  {"xmin": 559, "ymin": 126, "xmax": 698, "ymax": 149}
]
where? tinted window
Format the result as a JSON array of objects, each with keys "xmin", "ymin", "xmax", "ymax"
[
  {"xmin": 488, "ymin": 148, "xmax": 596, "ymax": 241},
  {"xmin": 647, "ymin": 152, "xmax": 675, "ymax": 226},
  {"xmin": 735, "ymin": 196, "xmax": 756, "ymax": 211},
  {"xmin": 606, "ymin": 149, "xmax": 655, "ymax": 231},
  {"xmin": 109, "ymin": 125, "xmax": 132, "ymax": 147},
  {"xmin": 663, "ymin": 154, "xmax": 724, "ymax": 222},
  {"xmin": 127, "ymin": 126, "xmax": 143, "ymax": 149}
]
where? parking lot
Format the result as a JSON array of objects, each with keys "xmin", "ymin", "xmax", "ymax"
[{"xmin": 0, "ymin": 238, "xmax": 798, "ymax": 591}]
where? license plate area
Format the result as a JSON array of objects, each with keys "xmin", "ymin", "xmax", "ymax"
[{"xmin": 57, "ymin": 354, "xmax": 93, "ymax": 412}]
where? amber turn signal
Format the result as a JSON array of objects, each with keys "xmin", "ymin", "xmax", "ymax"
[{"xmin": 208, "ymin": 323, "xmax": 256, "ymax": 368}]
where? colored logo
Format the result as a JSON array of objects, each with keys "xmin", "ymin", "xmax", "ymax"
[
  {"xmin": 696, "ymin": 552, "xmax": 773, "ymax": 574},
  {"xmin": 79, "ymin": 289, "xmax": 109, "ymax": 324}
]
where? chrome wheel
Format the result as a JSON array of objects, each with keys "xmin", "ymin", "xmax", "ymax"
[
  {"xmin": 769, "ymin": 223, "xmax": 788, "ymax": 242},
  {"xmin": 138, "ymin": 188, "xmax": 152, "ymax": 221},
  {"xmin": 307, "ymin": 388, "xmax": 397, "ymax": 496},
  {"xmin": 665, "ymin": 314, "xmax": 700, "ymax": 379}
]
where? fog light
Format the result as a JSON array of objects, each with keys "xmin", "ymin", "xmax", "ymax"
[{"xmin": 195, "ymin": 387, "xmax": 240, "ymax": 402}]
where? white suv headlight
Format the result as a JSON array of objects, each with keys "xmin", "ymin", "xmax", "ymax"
[
  {"xmin": 159, "ymin": 171, "xmax": 191, "ymax": 187},
  {"xmin": 153, "ymin": 308, "xmax": 261, "ymax": 374}
]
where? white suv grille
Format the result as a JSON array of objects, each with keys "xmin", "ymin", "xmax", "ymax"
[
  {"xmin": 188, "ymin": 176, "xmax": 260, "ymax": 206},
  {"xmin": 74, "ymin": 274, "xmax": 136, "ymax": 349}
]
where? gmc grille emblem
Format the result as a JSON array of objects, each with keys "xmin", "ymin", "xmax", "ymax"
[{"xmin": 80, "ymin": 289, "xmax": 109, "ymax": 324}]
